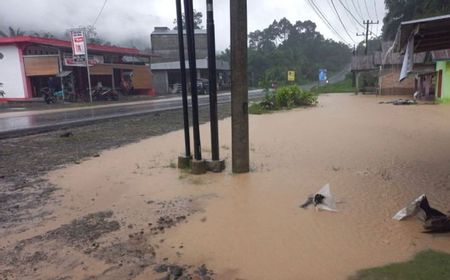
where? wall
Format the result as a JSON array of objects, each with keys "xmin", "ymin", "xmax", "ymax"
[
  {"xmin": 379, "ymin": 67, "xmax": 415, "ymax": 95},
  {"xmin": 152, "ymin": 71, "xmax": 169, "ymax": 95},
  {"xmin": 0, "ymin": 45, "xmax": 26, "ymax": 99},
  {"xmin": 436, "ymin": 61, "xmax": 450, "ymax": 100},
  {"xmin": 151, "ymin": 33, "xmax": 208, "ymax": 63}
]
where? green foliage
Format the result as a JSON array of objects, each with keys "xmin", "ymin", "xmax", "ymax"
[
  {"xmin": 249, "ymin": 85, "xmax": 317, "ymax": 114},
  {"xmin": 349, "ymin": 250, "xmax": 450, "ymax": 280},
  {"xmin": 173, "ymin": 10, "xmax": 203, "ymax": 30},
  {"xmin": 383, "ymin": 0, "xmax": 450, "ymax": 40},
  {"xmin": 314, "ymin": 75, "xmax": 355, "ymax": 93},
  {"xmin": 247, "ymin": 18, "xmax": 352, "ymax": 87}
]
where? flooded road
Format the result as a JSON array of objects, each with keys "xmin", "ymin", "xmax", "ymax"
[{"xmin": 1, "ymin": 93, "xmax": 449, "ymax": 279}]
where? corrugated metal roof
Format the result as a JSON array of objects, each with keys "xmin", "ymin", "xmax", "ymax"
[
  {"xmin": 0, "ymin": 36, "xmax": 150, "ymax": 57},
  {"xmin": 397, "ymin": 14, "xmax": 450, "ymax": 53}
]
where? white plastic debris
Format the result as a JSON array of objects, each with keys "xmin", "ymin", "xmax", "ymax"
[
  {"xmin": 315, "ymin": 184, "xmax": 338, "ymax": 212},
  {"xmin": 392, "ymin": 194, "xmax": 427, "ymax": 221}
]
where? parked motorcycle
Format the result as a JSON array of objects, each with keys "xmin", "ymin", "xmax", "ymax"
[
  {"xmin": 40, "ymin": 87, "xmax": 63, "ymax": 104},
  {"xmin": 92, "ymin": 83, "xmax": 118, "ymax": 101}
]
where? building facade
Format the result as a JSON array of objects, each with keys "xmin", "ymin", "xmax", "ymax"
[
  {"xmin": 150, "ymin": 27, "xmax": 230, "ymax": 95},
  {"xmin": 0, "ymin": 36, "xmax": 154, "ymax": 101},
  {"xmin": 151, "ymin": 27, "xmax": 207, "ymax": 63}
]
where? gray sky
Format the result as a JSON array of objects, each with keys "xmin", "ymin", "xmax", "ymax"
[{"xmin": 0, "ymin": 0, "xmax": 386, "ymax": 50}]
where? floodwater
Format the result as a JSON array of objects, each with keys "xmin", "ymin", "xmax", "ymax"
[{"xmin": 6, "ymin": 94, "xmax": 450, "ymax": 279}]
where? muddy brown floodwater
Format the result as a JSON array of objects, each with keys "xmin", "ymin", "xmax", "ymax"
[{"xmin": 1, "ymin": 93, "xmax": 450, "ymax": 280}]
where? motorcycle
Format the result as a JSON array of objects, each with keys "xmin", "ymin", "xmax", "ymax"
[
  {"xmin": 40, "ymin": 87, "xmax": 64, "ymax": 104},
  {"xmin": 0, "ymin": 82, "xmax": 5, "ymax": 97},
  {"xmin": 92, "ymin": 84, "xmax": 118, "ymax": 101}
]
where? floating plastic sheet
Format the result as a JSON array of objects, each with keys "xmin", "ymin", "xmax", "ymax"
[
  {"xmin": 393, "ymin": 194, "xmax": 427, "ymax": 221},
  {"xmin": 315, "ymin": 184, "xmax": 338, "ymax": 212}
]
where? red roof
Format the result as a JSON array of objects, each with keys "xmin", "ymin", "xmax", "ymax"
[{"xmin": 0, "ymin": 36, "xmax": 148, "ymax": 57}]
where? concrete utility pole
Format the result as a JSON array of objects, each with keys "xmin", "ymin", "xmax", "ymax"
[
  {"xmin": 356, "ymin": 20, "xmax": 379, "ymax": 55},
  {"xmin": 230, "ymin": 0, "xmax": 249, "ymax": 173}
]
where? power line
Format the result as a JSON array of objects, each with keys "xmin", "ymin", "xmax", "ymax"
[
  {"xmin": 373, "ymin": 0, "xmax": 380, "ymax": 36},
  {"xmin": 338, "ymin": 0, "xmax": 366, "ymax": 29},
  {"xmin": 330, "ymin": 0, "xmax": 356, "ymax": 43},
  {"xmin": 307, "ymin": 0, "xmax": 350, "ymax": 44},
  {"xmin": 364, "ymin": 0, "xmax": 372, "ymax": 20},
  {"xmin": 92, "ymin": 0, "xmax": 108, "ymax": 27},
  {"xmin": 355, "ymin": 0, "xmax": 365, "ymax": 21},
  {"xmin": 373, "ymin": 0, "xmax": 379, "ymax": 20}
]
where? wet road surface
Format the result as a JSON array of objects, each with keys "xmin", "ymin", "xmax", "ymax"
[{"xmin": 0, "ymin": 90, "xmax": 264, "ymax": 138}]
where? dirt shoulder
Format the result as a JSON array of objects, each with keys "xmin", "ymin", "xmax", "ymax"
[{"xmin": 0, "ymin": 104, "xmax": 230, "ymax": 233}]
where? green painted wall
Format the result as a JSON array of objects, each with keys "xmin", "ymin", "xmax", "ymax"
[{"xmin": 436, "ymin": 61, "xmax": 450, "ymax": 101}]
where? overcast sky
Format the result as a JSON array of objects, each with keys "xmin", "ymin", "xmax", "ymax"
[{"xmin": 0, "ymin": 0, "xmax": 386, "ymax": 50}]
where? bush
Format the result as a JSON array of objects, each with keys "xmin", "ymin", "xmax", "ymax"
[
  {"xmin": 275, "ymin": 85, "xmax": 317, "ymax": 108},
  {"xmin": 249, "ymin": 85, "xmax": 318, "ymax": 114}
]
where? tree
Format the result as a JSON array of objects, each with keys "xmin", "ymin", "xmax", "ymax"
[
  {"xmin": 383, "ymin": 0, "xmax": 450, "ymax": 40},
  {"xmin": 0, "ymin": 27, "xmax": 26, "ymax": 37},
  {"xmin": 247, "ymin": 18, "xmax": 351, "ymax": 86},
  {"xmin": 173, "ymin": 10, "xmax": 203, "ymax": 30}
]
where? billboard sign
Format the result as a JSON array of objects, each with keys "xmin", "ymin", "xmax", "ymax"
[
  {"xmin": 287, "ymin": 71, "xmax": 296, "ymax": 82},
  {"xmin": 63, "ymin": 54, "xmax": 103, "ymax": 67},
  {"xmin": 319, "ymin": 69, "xmax": 327, "ymax": 82},
  {"xmin": 71, "ymin": 31, "xmax": 87, "ymax": 56}
]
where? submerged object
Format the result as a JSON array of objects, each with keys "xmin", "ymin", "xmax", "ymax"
[
  {"xmin": 393, "ymin": 194, "xmax": 445, "ymax": 221},
  {"xmin": 393, "ymin": 194, "xmax": 450, "ymax": 234},
  {"xmin": 300, "ymin": 184, "xmax": 338, "ymax": 212}
]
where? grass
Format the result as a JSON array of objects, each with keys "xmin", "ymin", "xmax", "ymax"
[
  {"xmin": 313, "ymin": 77, "xmax": 355, "ymax": 94},
  {"xmin": 349, "ymin": 250, "xmax": 450, "ymax": 280},
  {"xmin": 248, "ymin": 102, "xmax": 272, "ymax": 115}
]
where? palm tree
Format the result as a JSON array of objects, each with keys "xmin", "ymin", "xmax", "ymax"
[{"xmin": 0, "ymin": 27, "xmax": 26, "ymax": 37}]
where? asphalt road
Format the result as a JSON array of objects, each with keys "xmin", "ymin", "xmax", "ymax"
[{"xmin": 0, "ymin": 89, "xmax": 265, "ymax": 138}]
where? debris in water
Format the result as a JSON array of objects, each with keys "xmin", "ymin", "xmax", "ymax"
[
  {"xmin": 300, "ymin": 184, "xmax": 338, "ymax": 212},
  {"xmin": 393, "ymin": 194, "xmax": 450, "ymax": 233},
  {"xmin": 379, "ymin": 99, "xmax": 416, "ymax": 105}
]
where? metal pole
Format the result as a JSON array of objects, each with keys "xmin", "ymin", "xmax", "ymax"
[
  {"xmin": 176, "ymin": 0, "xmax": 191, "ymax": 159},
  {"xmin": 364, "ymin": 21, "xmax": 369, "ymax": 55},
  {"xmin": 184, "ymin": 0, "xmax": 202, "ymax": 161},
  {"xmin": 84, "ymin": 30, "xmax": 93, "ymax": 104},
  {"xmin": 58, "ymin": 49, "xmax": 65, "ymax": 102},
  {"xmin": 206, "ymin": 0, "xmax": 219, "ymax": 161},
  {"xmin": 230, "ymin": 0, "xmax": 249, "ymax": 173}
]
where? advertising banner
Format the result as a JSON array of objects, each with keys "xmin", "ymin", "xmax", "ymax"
[{"xmin": 71, "ymin": 31, "xmax": 86, "ymax": 56}]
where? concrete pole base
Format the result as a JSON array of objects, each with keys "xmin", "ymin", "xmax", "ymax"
[
  {"xmin": 177, "ymin": 156, "xmax": 192, "ymax": 170},
  {"xmin": 205, "ymin": 159, "xmax": 226, "ymax": 173},
  {"xmin": 191, "ymin": 159, "xmax": 207, "ymax": 175}
]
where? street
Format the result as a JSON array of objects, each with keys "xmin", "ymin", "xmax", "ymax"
[{"xmin": 0, "ymin": 89, "xmax": 264, "ymax": 138}]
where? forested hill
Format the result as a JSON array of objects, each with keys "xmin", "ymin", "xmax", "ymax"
[{"xmin": 223, "ymin": 18, "xmax": 352, "ymax": 86}]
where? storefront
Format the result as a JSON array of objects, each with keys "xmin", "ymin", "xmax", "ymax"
[{"xmin": 0, "ymin": 36, "xmax": 154, "ymax": 102}]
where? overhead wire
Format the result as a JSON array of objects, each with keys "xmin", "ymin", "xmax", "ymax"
[
  {"xmin": 355, "ymin": 0, "xmax": 366, "ymax": 21},
  {"xmin": 306, "ymin": 0, "xmax": 350, "ymax": 44},
  {"xmin": 330, "ymin": 0, "xmax": 356, "ymax": 43},
  {"xmin": 92, "ymin": 0, "xmax": 108, "ymax": 27},
  {"xmin": 338, "ymin": 0, "xmax": 366, "ymax": 29},
  {"xmin": 364, "ymin": 0, "xmax": 372, "ymax": 21},
  {"xmin": 374, "ymin": 0, "xmax": 380, "ymax": 36}
]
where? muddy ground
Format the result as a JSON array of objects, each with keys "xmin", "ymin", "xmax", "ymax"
[
  {"xmin": 0, "ymin": 104, "xmax": 229, "ymax": 280},
  {"xmin": 1, "ymin": 94, "xmax": 450, "ymax": 280}
]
